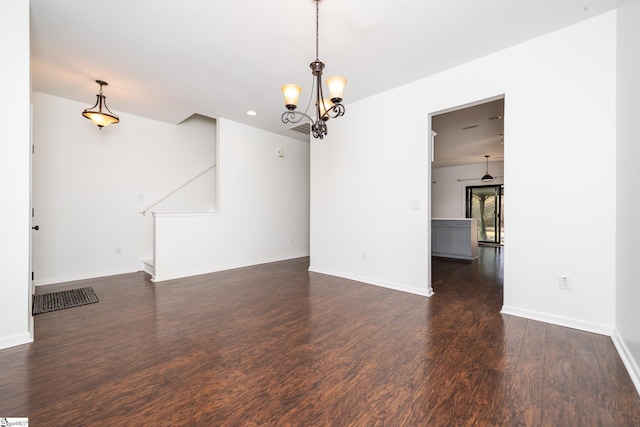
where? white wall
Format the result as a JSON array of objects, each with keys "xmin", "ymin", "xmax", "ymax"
[
  {"xmin": 615, "ymin": 0, "xmax": 640, "ymax": 392},
  {"xmin": 153, "ymin": 118, "xmax": 310, "ymax": 281},
  {"xmin": 311, "ymin": 12, "xmax": 617, "ymax": 332},
  {"xmin": 431, "ymin": 161, "xmax": 504, "ymax": 219},
  {"xmin": 0, "ymin": 0, "xmax": 32, "ymax": 349},
  {"xmin": 310, "ymin": 86, "xmax": 432, "ymax": 296},
  {"xmin": 32, "ymin": 92, "xmax": 216, "ymax": 285}
]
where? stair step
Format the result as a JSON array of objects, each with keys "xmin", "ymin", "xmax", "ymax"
[{"xmin": 142, "ymin": 259, "xmax": 155, "ymax": 277}]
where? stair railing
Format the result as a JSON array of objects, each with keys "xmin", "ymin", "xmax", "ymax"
[{"xmin": 140, "ymin": 163, "xmax": 216, "ymax": 216}]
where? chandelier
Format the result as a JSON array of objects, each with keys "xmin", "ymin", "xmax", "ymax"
[
  {"xmin": 82, "ymin": 80, "xmax": 120, "ymax": 129},
  {"xmin": 281, "ymin": 0, "xmax": 346, "ymax": 139}
]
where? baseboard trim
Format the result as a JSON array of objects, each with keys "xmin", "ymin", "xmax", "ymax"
[
  {"xmin": 308, "ymin": 265, "xmax": 434, "ymax": 297},
  {"xmin": 34, "ymin": 268, "xmax": 139, "ymax": 287},
  {"xmin": 612, "ymin": 329, "xmax": 640, "ymax": 397},
  {"xmin": 500, "ymin": 305, "xmax": 614, "ymax": 336},
  {"xmin": 0, "ymin": 332, "xmax": 33, "ymax": 350}
]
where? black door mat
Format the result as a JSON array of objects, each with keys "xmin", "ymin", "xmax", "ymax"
[{"xmin": 32, "ymin": 287, "xmax": 99, "ymax": 315}]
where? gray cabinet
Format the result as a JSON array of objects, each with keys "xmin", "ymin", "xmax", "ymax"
[{"xmin": 431, "ymin": 219, "xmax": 478, "ymax": 261}]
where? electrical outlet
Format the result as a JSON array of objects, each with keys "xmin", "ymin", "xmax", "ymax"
[
  {"xmin": 362, "ymin": 251, "xmax": 367, "ymax": 261},
  {"xmin": 116, "ymin": 247, "xmax": 122, "ymax": 255},
  {"xmin": 559, "ymin": 275, "xmax": 572, "ymax": 290}
]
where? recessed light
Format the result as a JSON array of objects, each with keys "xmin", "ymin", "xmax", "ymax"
[{"xmin": 246, "ymin": 110, "xmax": 257, "ymax": 116}]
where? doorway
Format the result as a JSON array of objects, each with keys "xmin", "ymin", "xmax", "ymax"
[
  {"xmin": 466, "ymin": 184, "xmax": 504, "ymax": 245},
  {"xmin": 429, "ymin": 95, "xmax": 505, "ymax": 298}
]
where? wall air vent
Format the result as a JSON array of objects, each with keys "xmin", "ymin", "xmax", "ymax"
[{"xmin": 290, "ymin": 123, "xmax": 311, "ymax": 134}]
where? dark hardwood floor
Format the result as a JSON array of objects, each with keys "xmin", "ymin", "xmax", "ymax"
[{"xmin": 1, "ymin": 248, "xmax": 639, "ymax": 425}]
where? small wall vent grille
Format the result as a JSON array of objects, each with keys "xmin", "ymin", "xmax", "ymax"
[{"xmin": 290, "ymin": 123, "xmax": 310, "ymax": 134}]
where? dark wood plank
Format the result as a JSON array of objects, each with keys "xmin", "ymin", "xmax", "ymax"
[{"xmin": 0, "ymin": 248, "xmax": 638, "ymax": 425}]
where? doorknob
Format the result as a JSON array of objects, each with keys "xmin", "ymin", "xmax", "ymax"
[{"xmin": 32, "ymin": 225, "xmax": 39, "ymax": 231}]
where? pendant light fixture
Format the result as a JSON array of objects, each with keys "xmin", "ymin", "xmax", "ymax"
[
  {"xmin": 481, "ymin": 155, "xmax": 494, "ymax": 181},
  {"xmin": 82, "ymin": 80, "xmax": 120, "ymax": 129},
  {"xmin": 280, "ymin": 0, "xmax": 346, "ymax": 139}
]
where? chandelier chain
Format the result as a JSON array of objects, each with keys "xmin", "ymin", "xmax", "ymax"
[{"xmin": 315, "ymin": 0, "xmax": 320, "ymax": 61}]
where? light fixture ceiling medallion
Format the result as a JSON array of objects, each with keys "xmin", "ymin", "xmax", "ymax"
[
  {"xmin": 82, "ymin": 80, "xmax": 120, "ymax": 129},
  {"xmin": 481, "ymin": 155, "xmax": 494, "ymax": 181},
  {"xmin": 281, "ymin": 0, "xmax": 346, "ymax": 139}
]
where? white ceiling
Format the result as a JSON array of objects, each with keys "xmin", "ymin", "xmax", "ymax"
[
  {"xmin": 432, "ymin": 98, "xmax": 504, "ymax": 168},
  {"xmin": 30, "ymin": 0, "xmax": 618, "ymax": 144}
]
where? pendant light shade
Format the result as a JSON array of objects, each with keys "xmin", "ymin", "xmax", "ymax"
[
  {"xmin": 281, "ymin": 84, "xmax": 302, "ymax": 110},
  {"xmin": 82, "ymin": 80, "xmax": 119, "ymax": 129},
  {"xmin": 325, "ymin": 75, "xmax": 346, "ymax": 103},
  {"xmin": 481, "ymin": 155, "xmax": 494, "ymax": 181}
]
